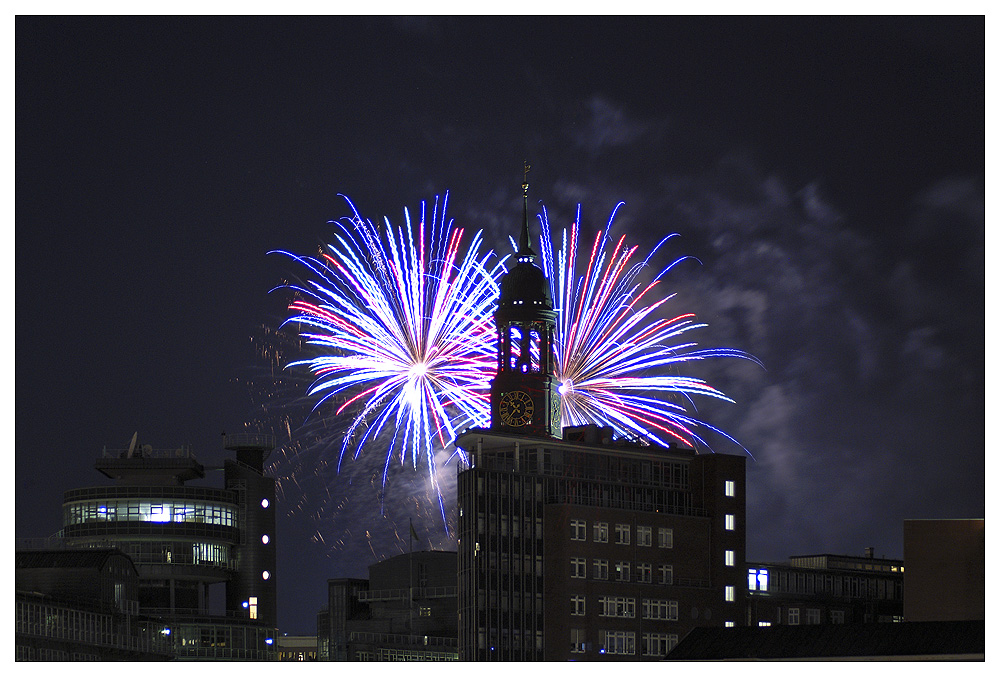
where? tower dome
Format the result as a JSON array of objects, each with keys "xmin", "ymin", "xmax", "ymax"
[{"xmin": 498, "ymin": 259, "xmax": 552, "ymax": 310}]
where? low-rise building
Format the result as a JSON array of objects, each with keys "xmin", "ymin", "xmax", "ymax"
[
  {"xmin": 746, "ymin": 550, "xmax": 903, "ymax": 627},
  {"xmin": 317, "ymin": 550, "xmax": 458, "ymax": 660}
]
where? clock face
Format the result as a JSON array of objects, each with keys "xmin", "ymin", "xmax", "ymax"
[{"xmin": 499, "ymin": 390, "xmax": 534, "ymax": 427}]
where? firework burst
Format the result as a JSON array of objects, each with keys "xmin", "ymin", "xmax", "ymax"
[
  {"xmin": 269, "ymin": 193, "xmax": 504, "ymax": 521},
  {"xmin": 537, "ymin": 202, "xmax": 759, "ymax": 453}
]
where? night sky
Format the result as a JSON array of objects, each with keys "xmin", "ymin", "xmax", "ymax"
[{"xmin": 16, "ymin": 16, "xmax": 984, "ymax": 635}]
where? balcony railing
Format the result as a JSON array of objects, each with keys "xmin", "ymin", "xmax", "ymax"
[
  {"xmin": 348, "ymin": 631, "xmax": 457, "ymax": 649},
  {"xmin": 356, "ymin": 586, "xmax": 457, "ymax": 602}
]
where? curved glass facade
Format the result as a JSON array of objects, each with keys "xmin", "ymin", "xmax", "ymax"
[{"xmin": 64, "ymin": 499, "xmax": 236, "ymax": 528}]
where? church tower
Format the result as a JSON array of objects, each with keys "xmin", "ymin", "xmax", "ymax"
[{"xmin": 489, "ymin": 171, "xmax": 561, "ymax": 438}]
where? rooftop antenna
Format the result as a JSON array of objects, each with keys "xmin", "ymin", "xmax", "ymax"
[{"xmin": 127, "ymin": 431, "xmax": 138, "ymax": 458}]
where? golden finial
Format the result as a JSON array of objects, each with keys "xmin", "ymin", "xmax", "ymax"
[{"xmin": 522, "ymin": 161, "xmax": 531, "ymax": 197}]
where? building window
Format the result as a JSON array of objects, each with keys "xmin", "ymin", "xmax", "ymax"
[
  {"xmin": 637, "ymin": 526, "xmax": 652, "ymax": 546},
  {"xmin": 658, "ymin": 527, "xmax": 673, "ymax": 548},
  {"xmin": 599, "ymin": 597, "xmax": 636, "ymax": 618},
  {"xmin": 642, "ymin": 633, "xmax": 678, "ymax": 657},
  {"xmin": 570, "ymin": 596, "xmax": 586, "ymax": 616},
  {"xmin": 604, "ymin": 631, "xmax": 635, "ymax": 655},
  {"xmin": 658, "ymin": 564, "xmax": 673, "ymax": 585},
  {"xmin": 637, "ymin": 563, "xmax": 652, "ymax": 584},
  {"xmin": 806, "ymin": 608, "xmax": 821, "ymax": 625},
  {"xmin": 725, "ymin": 514, "xmax": 735, "ymax": 531},
  {"xmin": 830, "ymin": 610, "xmax": 845, "ymax": 624},
  {"xmin": 787, "ymin": 608, "xmax": 800, "ymax": 625},
  {"xmin": 594, "ymin": 522, "xmax": 609, "ymax": 543},
  {"xmin": 571, "ymin": 557, "xmax": 586, "ymax": 579},
  {"xmin": 725, "ymin": 621, "xmax": 735, "ymax": 627},
  {"xmin": 570, "ymin": 628, "xmax": 586, "ymax": 654},
  {"xmin": 570, "ymin": 519, "xmax": 587, "ymax": 541},
  {"xmin": 615, "ymin": 523, "xmax": 631, "ymax": 545},
  {"xmin": 748, "ymin": 568, "xmax": 769, "ymax": 592},
  {"xmin": 725, "ymin": 585, "xmax": 735, "ymax": 602},
  {"xmin": 593, "ymin": 559, "xmax": 609, "ymax": 580},
  {"xmin": 758, "ymin": 621, "xmax": 772, "ymax": 627},
  {"xmin": 615, "ymin": 561, "xmax": 630, "ymax": 582},
  {"xmin": 724, "ymin": 480, "xmax": 735, "ymax": 497},
  {"xmin": 642, "ymin": 598, "xmax": 678, "ymax": 621},
  {"xmin": 420, "ymin": 607, "xmax": 432, "ymax": 617},
  {"xmin": 725, "ymin": 550, "xmax": 735, "ymax": 567}
]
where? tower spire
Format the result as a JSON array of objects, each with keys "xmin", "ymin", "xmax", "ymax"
[{"xmin": 518, "ymin": 162, "xmax": 535, "ymax": 259}]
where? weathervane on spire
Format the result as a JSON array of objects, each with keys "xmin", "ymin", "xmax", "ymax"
[{"xmin": 518, "ymin": 161, "xmax": 534, "ymax": 259}]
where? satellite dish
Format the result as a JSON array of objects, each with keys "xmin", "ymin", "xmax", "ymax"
[{"xmin": 127, "ymin": 432, "xmax": 138, "ymax": 458}]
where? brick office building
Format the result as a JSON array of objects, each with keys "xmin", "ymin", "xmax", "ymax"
[{"xmin": 455, "ymin": 179, "xmax": 747, "ymax": 660}]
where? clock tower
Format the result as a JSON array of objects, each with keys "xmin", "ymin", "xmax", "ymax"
[{"xmin": 490, "ymin": 171, "xmax": 562, "ymax": 438}]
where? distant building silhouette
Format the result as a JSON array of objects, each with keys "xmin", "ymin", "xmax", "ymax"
[
  {"xmin": 317, "ymin": 550, "xmax": 458, "ymax": 660},
  {"xmin": 18, "ymin": 432, "xmax": 278, "ymax": 660},
  {"xmin": 15, "ymin": 549, "xmax": 173, "ymax": 660},
  {"xmin": 745, "ymin": 550, "xmax": 904, "ymax": 627}
]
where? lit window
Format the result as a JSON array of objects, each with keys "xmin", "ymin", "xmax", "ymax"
[
  {"xmin": 725, "ymin": 550, "xmax": 735, "ymax": 566},
  {"xmin": 725, "ymin": 514, "xmax": 735, "ymax": 531},
  {"xmin": 758, "ymin": 621, "xmax": 772, "ymax": 627},
  {"xmin": 261, "ymin": 498, "xmax": 270, "ymax": 509},
  {"xmin": 725, "ymin": 621, "xmax": 735, "ymax": 627},
  {"xmin": 725, "ymin": 586, "xmax": 735, "ymax": 602},
  {"xmin": 570, "ymin": 628, "xmax": 586, "ymax": 654},
  {"xmin": 748, "ymin": 568, "xmax": 769, "ymax": 592},
  {"xmin": 724, "ymin": 480, "xmax": 735, "ymax": 497},
  {"xmin": 658, "ymin": 527, "xmax": 673, "ymax": 548},
  {"xmin": 570, "ymin": 519, "xmax": 587, "ymax": 541},
  {"xmin": 615, "ymin": 561, "xmax": 630, "ymax": 582},
  {"xmin": 262, "ymin": 570, "xmax": 271, "ymax": 580},
  {"xmin": 249, "ymin": 596, "xmax": 258, "ymax": 620},
  {"xmin": 420, "ymin": 607, "xmax": 431, "ymax": 617}
]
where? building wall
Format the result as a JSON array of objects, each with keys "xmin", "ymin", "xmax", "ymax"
[
  {"xmin": 456, "ymin": 430, "xmax": 747, "ymax": 661},
  {"xmin": 224, "ymin": 458, "xmax": 277, "ymax": 627},
  {"xmin": 904, "ymin": 519, "xmax": 984, "ymax": 621}
]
